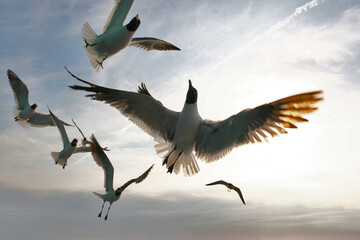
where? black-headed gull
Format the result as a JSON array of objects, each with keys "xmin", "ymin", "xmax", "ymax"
[
  {"xmin": 90, "ymin": 135, "xmax": 154, "ymax": 220},
  {"xmin": 48, "ymin": 108, "xmax": 90, "ymax": 169},
  {"xmin": 82, "ymin": 0, "xmax": 180, "ymax": 71},
  {"xmin": 206, "ymin": 180, "xmax": 246, "ymax": 205},
  {"xmin": 67, "ymin": 69, "xmax": 323, "ymax": 176},
  {"xmin": 7, "ymin": 69, "xmax": 71, "ymax": 128}
]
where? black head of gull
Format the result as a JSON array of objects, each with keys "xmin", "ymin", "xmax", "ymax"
[
  {"xmin": 186, "ymin": 80, "xmax": 198, "ymax": 104},
  {"xmin": 126, "ymin": 14, "xmax": 141, "ymax": 32},
  {"xmin": 115, "ymin": 188, "xmax": 122, "ymax": 196},
  {"xmin": 71, "ymin": 138, "xmax": 78, "ymax": 147},
  {"xmin": 31, "ymin": 103, "xmax": 38, "ymax": 109}
]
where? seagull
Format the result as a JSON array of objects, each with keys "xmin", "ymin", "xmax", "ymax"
[
  {"xmin": 82, "ymin": 0, "xmax": 180, "ymax": 71},
  {"xmin": 7, "ymin": 69, "xmax": 71, "ymax": 128},
  {"xmin": 206, "ymin": 180, "xmax": 246, "ymax": 205},
  {"xmin": 67, "ymin": 68, "xmax": 323, "ymax": 176},
  {"xmin": 72, "ymin": 119, "xmax": 110, "ymax": 151},
  {"xmin": 90, "ymin": 134, "xmax": 154, "ymax": 220},
  {"xmin": 48, "ymin": 107, "xmax": 90, "ymax": 169}
]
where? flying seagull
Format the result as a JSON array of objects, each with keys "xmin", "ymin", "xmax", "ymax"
[
  {"xmin": 7, "ymin": 69, "xmax": 71, "ymax": 128},
  {"xmin": 206, "ymin": 180, "xmax": 246, "ymax": 205},
  {"xmin": 90, "ymin": 134, "xmax": 154, "ymax": 220},
  {"xmin": 82, "ymin": 0, "xmax": 180, "ymax": 71},
  {"xmin": 67, "ymin": 68, "xmax": 323, "ymax": 176},
  {"xmin": 49, "ymin": 108, "xmax": 90, "ymax": 169},
  {"xmin": 72, "ymin": 119, "xmax": 110, "ymax": 151}
]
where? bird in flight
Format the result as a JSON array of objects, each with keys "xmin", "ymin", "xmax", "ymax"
[
  {"xmin": 7, "ymin": 69, "xmax": 71, "ymax": 128},
  {"xmin": 206, "ymin": 180, "xmax": 246, "ymax": 205},
  {"xmin": 90, "ymin": 134, "xmax": 153, "ymax": 220},
  {"xmin": 82, "ymin": 0, "xmax": 180, "ymax": 71},
  {"xmin": 48, "ymin": 108, "xmax": 90, "ymax": 169},
  {"xmin": 67, "ymin": 68, "xmax": 323, "ymax": 176}
]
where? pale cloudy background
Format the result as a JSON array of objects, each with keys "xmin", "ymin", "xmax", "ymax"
[{"xmin": 0, "ymin": 0, "xmax": 359, "ymax": 239}]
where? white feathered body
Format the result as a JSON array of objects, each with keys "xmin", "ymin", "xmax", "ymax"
[
  {"xmin": 51, "ymin": 143, "xmax": 77, "ymax": 168},
  {"xmin": 155, "ymin": 103, "xmax": 202, "ymax": 176},
  {"xmin": 13, "ymin": 105, "xmax": 35, "ymax": 128},
  {"xmin": 93, "ymin": 190, "xmax": 121, "ymax": 204}
]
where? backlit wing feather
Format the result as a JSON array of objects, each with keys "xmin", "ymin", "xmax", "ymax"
[
  {"xmin": 7, "ymin": 69, "xmax": 30, "ymax": 110},
  {"xmin": 48, "ymin": 108, "xmax": 70, "ymax": 148},
  {"xmin": 90, "ymin": 135, "xmax": 114, "ymax": 192},
  {"xmin": 195, "ymin": 91, "xmax": 323, "ymax": 162},
  {"xmin": 130, "ymin": 37, "xmax": 180, "ymax": 51},
  {"xmin": 67, "ymin": 68, "xmax": 179, "ymax": 141},
  {"xmin": 119, "ymin": 164, "xmax": 154, "ymax": 190}
]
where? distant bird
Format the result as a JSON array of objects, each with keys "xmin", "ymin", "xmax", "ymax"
[
  {"xmin": 206, "ymin": 180, "xmax": 246, "ymax": 205},
  {"xmin": 48, "ymin": 108, "xmax": 90, "ymax": 169},
  {"xmin": 67, "ymin": 68, "xmax": 323, "ymax": 176},
  {"xmin": 82, "ymin": 0, "xmax": 180, "ymax": 71},
  {"xmin": 7, "ymin": 69, "xmax": 71, "ymax": 128},
  {"xmin": 89, "ymin": 134, "xmax": 154, "ymax": 220},
  {"xmin": 72, "ymin": 119, "xmax": 110, "ymax": 151}
]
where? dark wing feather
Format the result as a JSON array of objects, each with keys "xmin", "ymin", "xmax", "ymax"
[
  {"xmin": 233, "ymin": 186, "xmax": 246, "ymax": 205},
  {"xmin": 130, "ymin": 37, "xmax": 180, "ymax": 51},
  {"xmin": 90, "ymin": 135, "xmax": 114, "ymax": 192},
  {"xmin": 102, "ymin": 0, "xmax": 134, "ymax": 33},
  {"xmin": 119, "ymin": 164, "xmax": 154, "ymax": 191},
  {"xmin": 7, "ymin": 69, "xmax": 30, "ymax": 109},
  {"xmin": 205, "ymin": 180, "xmax": 229, "ymax": 187},
  {"xmin": 195, "ymin": 91, "xmax": 323, "ymax": 162},
  {"xmin": 67, "ymin": 67, "xmax": 178, "ymax": 141}
]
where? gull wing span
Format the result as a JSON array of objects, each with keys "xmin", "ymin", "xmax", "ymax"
[
  {"xmin": 7, "ymin": 69, "xmax": 30, "ymax": 110},
  {"xmin": 206, "ymin": 180, "xmax": 228, "ymax": 187},
  {"xmin": 67, "ymin": 68, "xmax": 179, "ymax": 141},
  {"xmin": 48, "ymin": 108, "xmax": 70, "ymax": 148},
  {"xmin": 90, "ymin": 135, "xmax": 114, "ymax": 192},
  {"xmin": 130, "ymin": 37, "xmax": 181, "ymax": 51},
  {"xmin": 102, "ymin": 0, "xmax": 134, "ymax": 34},
  {"xmin": 119, "ymin": 164, "xmax": 154, "ymax": 191},
  {"xmin": 195, "ymin": 91, "xmax": 323, "ymax": 162},
  {"xmin": 72, "ymin": 119, "xmax": 86, "ymax": 139}
]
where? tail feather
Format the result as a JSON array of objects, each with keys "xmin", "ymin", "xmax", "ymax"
[
  {"xmin": 51, "ymin": 152, "xmax": 67, "ymax": 168},
  {"xmin": 82, "ymin": 22, "xmax": 102, "ymax": 72},
  {"xmin": 13, "ymin": 106, "xmax": 29, "ymax": 128},
  {"xmin": 93, "ymin": 191, "xmax": 103, "ymax": 200},
  {"xmin": 154, "ymin": 140, "xmax": 199, "ymax": 176}
]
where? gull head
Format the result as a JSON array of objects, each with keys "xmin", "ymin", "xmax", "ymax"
[
  {"xmin": 31, "ymin": 103, "xmax": 38, "ymax": 109},
  {"xmin": 115, "ymin": 188, "xmax": 122, "ymax": 196},
  {"xmin": 127, "ymin": 14, "xmax": 141, "ymax": 32},
  {"xmin": 71, "ymin": 138, "xmax": 78, "ymax": 146},
  {"xmin": 186, "ymin": 80, "xmax": 198, "ymax": 104}
]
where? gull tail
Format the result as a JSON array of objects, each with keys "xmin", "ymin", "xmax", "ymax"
[
  {"xmin": 51, "ymin": 152, "xmax": 66, "ymax": 168},
  {"xmin": 155, "ymin": 140, "xmax": 199, "ymax": 177},
  {"xmin": 82, "ymin": 22, "xmax": 102, "ymax": 72},
  {"xmin": 93, "ymin": 191, "xmax": 104, "ymax": 200},
  {"xmin": 13, "ymin": 106, "xmax": 29, "ymax": 128}
]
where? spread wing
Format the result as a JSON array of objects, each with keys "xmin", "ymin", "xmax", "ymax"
[
  {"xmin": 206, "ymin": 180, "xmax": 229, "ymax": 187},
  {"xmin": 130, "ymin": 37, "xmax": 181, "ymax": 51},
  {"xmin": 48, "ymin": 108, "xmax": 70, "ymax": 148},
  {"xmin": 119, "ymin": 164, "xmax": 154, "ymax": 191},
  {"xmin": 90, "ymin": 135, "xmax": 114, "ymax": 192},
  {"xmin": 7, "ymin": 69, "xmax": 30, "ymax": 110},
  {"xmin": 102, "ymin": 0, "xmax": 134, "ymax": 34},
  {"xmin": 233, "ymin": 186, "xmax": 246, "ymax": 205},
  {"xmin": 195, "ymin": 91, "xmax": 323, "ymax": 162},
  {"xmin": 72, "ymin": 119, "xmax": 86, "ymax": 139},
  {"xmin": 74, "ymin": 146, "xmax": 91, "ymax": 153},
  {"xmin": 27, "ymin": 112, "xmax": 71, "ymax": 127},
  {"xmin": 67, "ymin": 67, "xmax": 179, "ymax": 141}
]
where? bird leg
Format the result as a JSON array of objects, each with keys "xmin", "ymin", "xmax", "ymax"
[
  {"xmin": 96, "ymin": 55, "xmax": 108, "ymax": 69},
  {"xmin": 162, "ymin": 145, "xmax": 177, "ymax": 166},
  {"xmin": 84, "ymin": 38, "xmax": 98, "ymax": 48},
  {"xmin": 167, "ymin": 150, "xmax": 183, "ymax": 174},
  {"xmin": 104, "ymin": 203, "xmax": 112, "ymax": 221},
  {"xmin": 227, "ymin": 189, "xmax": 231, "ymax": 192},
  {"xmin": 98, "ymin": 201, "xmax": 105, "ymax": 218}
]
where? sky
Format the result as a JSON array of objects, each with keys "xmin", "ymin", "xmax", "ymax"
[{"xmin": 0, "ymin": 0, "xmax": 360, "ymax": 239}]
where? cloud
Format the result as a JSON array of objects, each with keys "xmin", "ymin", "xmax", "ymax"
[{"xmin": 0, "ymin": 184, "xmax": 359, "ymax": 240}]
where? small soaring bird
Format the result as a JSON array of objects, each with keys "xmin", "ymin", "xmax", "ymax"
[
  {"xmin": 206, "ymin": 180, "xmax": 246, "ymax": 205},
  {"xmin": 67, "ymin": 68, "xmax": 323, "ymax": 176},
  {"xmin": 90, "ymin": 135, "xmax": 154, "ymax": 220},
  {"xmin": 82, "ymin": 0, "xmax": 180, "ymax": 71},
  {"xmin": 7, "ymin": 69, "xmax": 71, "ymax": 128},
  {"xmin": 48, "ymin": 108, "xmax": 90, "ymax": 169}
]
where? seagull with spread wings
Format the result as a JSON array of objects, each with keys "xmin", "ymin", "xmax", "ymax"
[
  {"xmin": 82, "ymin": 0, "xmax": 180, "ymax": 71},
  {"xmin": 90, "ymin": 135, "xmax": 153, "ymax": 220},
  {"xmin": 206, "ymin": 180, "xmax": 246, "ymax": 205},
  {"xmin": 48, "ymin": 108, "xmax": 91, "ymax": 169},
  {"xmin": 7, "ymin": 69, "xmax": 71, "ymax": 128},
  {"xmin": 67, "ymin": 68, "xmax": 323, "ymax": 176}
]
